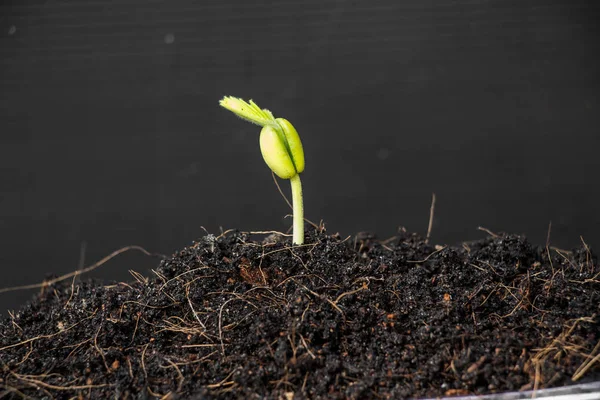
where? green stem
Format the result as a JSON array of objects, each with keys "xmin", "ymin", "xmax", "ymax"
[{"xmin": 290, "ymin": 174, "xmax": 304, "ymax": 245}]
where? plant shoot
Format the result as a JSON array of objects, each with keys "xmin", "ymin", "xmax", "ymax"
[{"xmin": 219, "ymin": 96, "xmax": 305, "ymax": 244}]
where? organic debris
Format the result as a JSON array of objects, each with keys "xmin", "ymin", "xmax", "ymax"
[{"xmin": 0, "ymin": 229, "xmax": 598, "ymax": 399}]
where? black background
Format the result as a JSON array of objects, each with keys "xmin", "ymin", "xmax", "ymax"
[{"xmin": 1, "ymin": 0, "xmax": 598, "ymax": 315}]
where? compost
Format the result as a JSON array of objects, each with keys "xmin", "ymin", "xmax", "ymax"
[{"xmin": 1, "ymin": 228, "xmax": 599, "ymax": 399}]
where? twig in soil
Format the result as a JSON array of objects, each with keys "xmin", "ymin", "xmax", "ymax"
[
  {"xmin": 122, "ymin": 300, "xmax": 170, "ymax": 310},
  {"xmin": 7, "ymin": 311, "xmax": 23, "ymax": 333},
  {"xmin": 155, "ymin": 316, "xmax": 213, "ymax": 342},
  {"xmin": 288, "ymin": 325, "xmax": 299, "ymax": 364},
  {"xmin": 425, "ymin": 193, "xmax": 436, "ymax": 244},
  {"xmin": 65, "ymin": 338, "xmax": 93, "ymax": 360},
  {"xmin": 406, "ymin": 246, "xmax": 447, "ymax": 263},
  {"xmin": 501, "ymin": 273, "xmax": 539, "ymax": 318},
  {"xmin": 533, "ymin": 361, "xmax": 542, "ymax": 396},
  {"xmin": 301, "ymin": 372, "xmax": 309, "ymax": 393},
  {"xmin": 569, "ymin": 270, "xmax": 600, "ymax": 285},
  {"xmin": 16, "ymin": 382, "xmax": 52, "ymax": 398},
  {"xmin": 0, "ymin": 246, "xmax": 160, "ymax": 294},
  {"xmin": 93, "ymin": 324, "xmax": 110, "ymax": 373},
  {"xmin": 530, "ymin": 316, "xmax": 596, "ymax": 386},
  {"xmin": 477, "ymin": 226, "xmax": 499, "ymax": 238},
  {"xmin": 300, "ymin": 301, "xmax": 312, "ymax": 323},
  {"xmin": 159, "ymin": 266, "xmax": 212, "ymax": 292},
  {"xmin": 0, "ymin": 385, "xmax": 31, "ymax": 400},
  {"xmin": 479, "ymin": 284, "xmax": 499, "ymax": 307},
  {"xmin": 479, "ymin": 260, "xmax": 501, "ymax": 276},
  {"xmin": 546, "ymin": 246, "xmax": 556, "ymax": 282},
  {"xmin": 64, "ymin": 242, "xmax": 86, "ymax": 309},
  {"xmin": 63, "ymin": 271, "xmax": 78, "ymax": 309},
  {"xmin": 222, "ymin": 310, "xmax": 259, "ymax": 331},
  {"xmin": 130, "ymin": 311, "xmax": 142, "ymax": 344},
  {"xmin": 292, "ymin": 279, "xmax": 345, "ymax": 317},
  {"xmin": 180, "ymin": 344, "xmax": 220, "ymax": 348},
  {"xmin": 248, "ymin": 230, "xmax": 291, "ymax": 236},
  {"xmin": 129, "ymin": 269, "xmax": 148, "ymax": 285},
  {"xmin": 126, "ymin": 357, "xmax": 134, "ymax": 379},
  {"xmin": 261, "ymin": 242, "xmax": 318, "ymax": 258},
  {"xmin": 9, "ymin": 372, "xmax": 112, "ymax": 391},
  {"xmin": 216, "ymin": 228, "xmax": 236, "ymax": 240},
  {"xmin": 152, "ymin": 268, "xmax": 168, "ymax": 285},
  {"xmin": 186, "ymin": 285, "xmax": 207, "ymax": 330},
  {"xmin": 146, "ymin": 387, "xmax": 171, "ymax": 399},
  {"xmin": 0, "ymin": 310, "xmax": 96, "ymax": 352},
  {"xmin": 189, "ymin": 351, "xmax": 220, "ymax": 367},
  {"xmin": 468, "ymin": 263, "xmax": 486, "ymax": 272},
  {"xmin": 14, "ymin": 342, "xmax": 34, "ymax": 366},
  {"xmin": 269, "ymin": 364, "xmax": 296, "ymax": 390},
  {"xmin": 498, "ymin": 294, "xmax": 527, "ymax": 319},
  {"xmin": 206, "ymin": 368, "xmax": 239, "ymax": 389},
  {"xmin": 553, "ymin": 247, "xmax": 577, "ymax": 270},
  {"xmin": 334, "ymin": 283, "xmax": 368, "ymax": 305},
  {"xmin": 161, "ymin": 358, "xmax": 185, "ymax": 392},
  {"xmin": 277, "ymin": 273, "xmax": 330, "ymax": 288},
  {"xmin": 285, "ymin": 245, "xmax": 312, "ymax": 272},
  {"xmin": 141, "ymin": 342, "xmax": 150, "ymax": 380},
  {"xmin": 379, "ymin": 235, "xmax": 398, "ymax": 253},
  {"xmin": 217, "ymin": 292, "xmax": 261, "ymax": 354},
  {"xmin": 299, "ymin": 334, "xmax": 316, "ymax": 359},
  {"xmin": 572, "ymin": 339, "xmax": 600, "ymax": 381},
  {"xmin": 580, "ymin": 236, "xmax": 593, "ymax": 273},
  {"xmin": 544, "ymin": 220, "xmax": 552, "ymax": 248}
]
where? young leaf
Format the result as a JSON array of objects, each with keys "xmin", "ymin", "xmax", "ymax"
[{"xmin": 219, "ymin": 96, "xmax": 275, "ymax": 127}]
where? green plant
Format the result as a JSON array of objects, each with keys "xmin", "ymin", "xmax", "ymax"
[{"xmin": 219, "ymin": 96, "xmax": 306, "ymax": 245}]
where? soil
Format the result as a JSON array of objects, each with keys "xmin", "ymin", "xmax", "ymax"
[{"xmin": 0, "ymin": 228, "xmax": 599, "ymax": 399}]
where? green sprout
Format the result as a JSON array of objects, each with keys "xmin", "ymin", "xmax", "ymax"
[{"xmin": 219, "ymin": 96, "xmax": 306, "ymax": 245}]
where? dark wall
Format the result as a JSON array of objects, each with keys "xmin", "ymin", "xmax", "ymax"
[{"xmin": 1, "ymin": 0, "xmax": 598, "ymax": 314}]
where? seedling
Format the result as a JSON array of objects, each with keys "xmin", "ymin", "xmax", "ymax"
[{"xmin": 219, "ymin": 96, "xmax": 305, "ymax": 245}]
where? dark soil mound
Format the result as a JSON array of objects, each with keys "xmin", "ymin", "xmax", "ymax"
[{"xmin": 1, "ymin": 229, "xmax": 599, "ymax": 399}]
